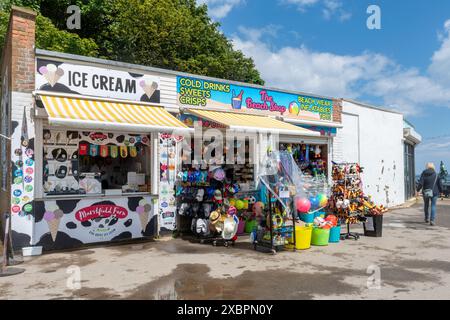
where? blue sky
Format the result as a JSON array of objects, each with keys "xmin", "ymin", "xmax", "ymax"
[{"xmin": 199, "ymin": 0, "xmax": 450, "ymax": 174}]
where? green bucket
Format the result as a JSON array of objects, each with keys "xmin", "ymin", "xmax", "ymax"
[
  {"xmin": 245, "ymin": 219, "xmax": 257, "ymax": 233},
  {"xmin": 311, "ymin": 227, "xmax": 330, "ymax": 246}
]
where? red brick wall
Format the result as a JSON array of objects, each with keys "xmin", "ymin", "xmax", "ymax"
[
  {"xmin": 332, "ymin": 98, "xmax": 342, "ymax": 123},
  {"xmin": 10, "ymin": 6, "xmax": 36, "ymax": 93},
  {"xmin": 0, "ymin": 6, "xmax": 36, "ymax": 222}
]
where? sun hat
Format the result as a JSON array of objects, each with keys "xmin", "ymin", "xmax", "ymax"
[
  {"xmin": 213, "ymin": 190, "xmax": 223, "ymax": 202},
  {"xmin": 209, "ymin": 210, "xmax": 221, "ymax": 224},
  {"xmin": 222, "ymin": 216, "xmax": 238, "ymax": 240},
  {"xmin": 213, "ymin": 168, "xmax": 226, "ymax": 181}
]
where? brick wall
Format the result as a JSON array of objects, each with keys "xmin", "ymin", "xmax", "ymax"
[
  {"xmin": 10, "ymin": 6, "xmax": 36, "ymax": 93},
  {"xmin": 332, "ymin": 98, "xmax": 342, "ymax": 123}
]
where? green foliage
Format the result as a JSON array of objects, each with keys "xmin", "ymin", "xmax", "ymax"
[
  {"xmin": 0, "ymin": 0, "xmax": 264, "ymax": 85},
  {"xmin": 35, "ymin": 14, "xmax": 98, "ymax": 56}
]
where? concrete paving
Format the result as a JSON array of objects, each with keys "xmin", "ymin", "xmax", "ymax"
[{"xmin": 1, "ymin": 199, "xmax": 449, "ymax": 300}]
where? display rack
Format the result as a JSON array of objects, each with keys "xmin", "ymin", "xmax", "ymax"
[{"xmin": 330, "ymin": 162, "xmax": 364, "ymax": 241}]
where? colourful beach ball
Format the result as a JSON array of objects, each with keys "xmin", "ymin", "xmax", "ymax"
[{"xmin": 295, "ymin": 197, "xmax": 311, "ymax": 213}]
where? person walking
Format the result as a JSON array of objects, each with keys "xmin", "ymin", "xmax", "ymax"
[{"xmin": 416, "ymin": 163, "xmax": 443, "ymax": 226}]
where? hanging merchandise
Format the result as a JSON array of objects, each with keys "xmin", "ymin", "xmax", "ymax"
[
  {"xmin": 110, "ymin": 145, "xmax": 118, "ymax": 158},
  {"xmin": 329, "ymin": 163, "xmax": 388, "ymax": 240},
  {"xmin": 89, "ymin": 144, "xmax": 99, "ymax": 157},
  {"xmin": 120, "ymin": 145, "xmax": 128, "ymax": 158},
  {"xmin": 100, "ymin": 145, "xmax": 109, "ymax": 158},
  {"xmin": 79, "ymin": 142, "xmax": 88, "ymax": 156},
  {"xmin": 129, "ymin": 146, "xmax": 137, "ymax": 158}
]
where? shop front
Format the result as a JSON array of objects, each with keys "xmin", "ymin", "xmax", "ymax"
[{"xmin": 9, "ymin": 52, "xmax": 191, "ymax": 251}]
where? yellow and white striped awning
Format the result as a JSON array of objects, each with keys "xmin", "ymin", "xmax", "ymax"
[
  {"xmin": 39, "ymin": 95, "xmax": 190, "ymax": 133},
  {"xmin": 187, "ymin": 109, "xmax": 320, "ymax": 136}
]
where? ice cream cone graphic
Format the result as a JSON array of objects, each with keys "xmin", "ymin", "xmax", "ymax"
[
  {"xmin": 138, "ymin": 211, "xmax": 149, "ymax": 231},
  {"xmin": 44, "ymin": 209, "xmax": 64, "ymax": 241},
  {"xmin": 47, "ymin": 217, "xmax": 61, "ymax": 241},
  {"xmin": 140, "ymin": 79, "xmax": 158, "ymax": 98},
  {"xmin": 137, "ymin": 200, "xmax": 152, "ymax": 232},
  {"xmin": 39, "ymin": 64, "xmax": 64, "ymax": 87}
]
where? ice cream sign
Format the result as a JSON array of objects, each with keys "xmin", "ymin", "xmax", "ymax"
[
  {"xmin": 75, "ymin": 205, "xmax": 128, "ymax": 222},
  {"xmin": 36, "ymin": 58, "xmax": 161, "ymax": 103},
  {"xmin": 177, "ymin": 76, "xmax": 334, "ymax": 121}
]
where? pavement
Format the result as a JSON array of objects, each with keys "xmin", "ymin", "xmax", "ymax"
[{"xmin": 1, "ymin": 199, "xmax": 450, "ymax": 300}]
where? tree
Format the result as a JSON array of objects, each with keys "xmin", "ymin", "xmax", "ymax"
[
  {"xmin": 0, "ymin": 0, "xmax": 264, "ymax": 85},
  {"xmin": 0, "ymin": 1, "xmax": 98, "ymax": 58}
]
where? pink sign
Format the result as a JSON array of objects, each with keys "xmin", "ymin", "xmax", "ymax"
[{"xmin": 75, "ymin": 205, "xmax": 128, "ymax": 222}]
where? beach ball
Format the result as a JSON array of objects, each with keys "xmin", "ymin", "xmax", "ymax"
[
  {"xmin": 295, "ymin": 197, "xmax": 311, "ymax": 213},
  {"xmin": 318, "ymin": 194, "xmax": 328, "ymax": 207},
  {"xmin": 289, "ymin": 102, "xmax": 299, "ymax": 115},
  {"xmin": 325, "ymin": 215, "xmax": 338, "ymax": 227},
  {"xmin": 309, "ymin": 196, "xmax": 320, "ymax": 209},
  {"xmin": 235, "ymin": 199, "xmax": 245, "ymax": 210}
]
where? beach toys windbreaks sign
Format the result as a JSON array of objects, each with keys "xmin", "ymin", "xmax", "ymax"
[
  {"xmin": 176, "ymin": 76, "xmax": 334, "ymax": 121},
  {"xmin": 35, "ymin": 58, "xmax": 161, "ymax": 103}
]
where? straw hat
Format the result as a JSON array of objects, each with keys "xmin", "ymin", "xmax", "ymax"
[{"xmin": 209, "ymin": 210, "xmax": 221, "ymax": 224}]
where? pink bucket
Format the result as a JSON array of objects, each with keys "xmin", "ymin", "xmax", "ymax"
[{"xmin": 237, "ymin": 219, "xmax": 246, "ymax": 235}]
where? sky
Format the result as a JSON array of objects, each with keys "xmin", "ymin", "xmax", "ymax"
[{"xmin": 198, "ymin": 0, "xmax": 450, "ymax": 174}]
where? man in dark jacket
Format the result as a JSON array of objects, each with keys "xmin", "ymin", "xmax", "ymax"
[{"xmin": 417, "ymin": 163, "xmax": 443, "ymax": 226}]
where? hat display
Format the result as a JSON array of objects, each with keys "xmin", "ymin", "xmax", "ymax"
[
  {"xmin": 209, "ymin": 210, "xmax": 221, "ymax": 224},
  {"xmin": 213, "ymin": 168, "xmax": 226, "ymax": 181},
  {"xmin": 222, "ymin": 216, "xmax": 238, "ymax": 240}
]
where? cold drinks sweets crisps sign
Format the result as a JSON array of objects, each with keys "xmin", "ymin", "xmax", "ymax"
[{"xmin": 177, "ymin": 76, "xmax": 333, "ymax": 121}]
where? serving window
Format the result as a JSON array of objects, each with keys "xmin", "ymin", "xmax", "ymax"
[{"xmin": 42, "ymin": 129, "xmax": 151, "ymax": 197}]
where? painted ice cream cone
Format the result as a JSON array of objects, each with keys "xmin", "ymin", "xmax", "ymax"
[
  {"xmin": 47, "ymin": 217, "xmax": 61, "ymax": 241},
  {"xmin": 139, "ymin": 211, "xmax": 149, "ymax": 231},
  {"xmin": 44, "ymin": 209, "xmax": 63, "ymax": 241},
  {"xmin": 140, "ymin": 80, "xmax": 158, "ymax": 98},
  {"xmin": 40, "ymin": 64, "xmax": 64, "ymax": 87}
]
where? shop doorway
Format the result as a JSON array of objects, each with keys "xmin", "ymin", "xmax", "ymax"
[{"xmin": 404, "ymin": 142, "xmax": 416, "ymax": 200}]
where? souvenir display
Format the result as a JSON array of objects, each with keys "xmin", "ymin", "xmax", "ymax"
[
  {"xmin": 329, "ymin": 163, "xmax": 387, "ymax": 240},
  {"xmin": 280, "ymin": 143, "xmax": 328, "ymax": 178}
]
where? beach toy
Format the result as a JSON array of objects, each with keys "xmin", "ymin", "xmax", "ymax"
[
  {"xmin": 329, "ymin": 225, "xmax": 341, "ymax": 243},
  {"xmin": 318, "ymin": 194, "xmax": 328, "ymax": 207},
  {"xmin": 299, "ymin": 213, "xmax": 314, "ymax": 223},
  {"xmin": 296, "ymin": 197, "xmax": 311, "ymax": 213},
  {"xmin": 235, "ymin": 199, "xmax": 245, "ymax": 210},
  {"xmin": 229, "ymin": 198, "xmax": 236, "ymax": 207},
  {"xmin": 309, "ymin": 196, "xmax": 320, "ymax": 210},
  {"xmin": 311, "ymin": 227, "xmax": 330, "ymax": 246},
  {"xmin": 245, "ymin": 219, "xmax": 257, "ymax": 233},
  {"xmin": 292, "ymin": 225, "xmax": 313, "ymax": 250},
  {"xmin": 289, "ymin": 101, "xmax": 299, "ymax": 115},
  {"xmin": 325, "ymin": 215, "xmax": 338, "ymax": 227}
]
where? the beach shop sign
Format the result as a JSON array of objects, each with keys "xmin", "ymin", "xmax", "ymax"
[
  {"xmin": 35, "ymin": 58, "xmax": 161, "ymax": 103},
  {"xmin": 177, "ymin": 76, "xmax": 333, "ymax": 121}
]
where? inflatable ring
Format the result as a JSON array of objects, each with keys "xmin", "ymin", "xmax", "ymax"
[{"xmin": 273, "ymin": 214, "xmax": 283, "ymax": 228}]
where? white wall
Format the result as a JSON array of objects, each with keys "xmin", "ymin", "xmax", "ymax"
[{"xmin": 333, "ymin": 100, "xmax": 405, "ymax": 207}]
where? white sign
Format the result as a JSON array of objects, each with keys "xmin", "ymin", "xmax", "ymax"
[
  {"xmin": 365, "ymin": 217, "xmax": 375, "ymax": 231},
  {"xmin": 36, "ymin": 58, "xmax": 160, "ymax": 103}
]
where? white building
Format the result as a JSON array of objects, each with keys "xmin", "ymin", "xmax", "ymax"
[{"xmin": 333, "ymin": 99, "xmax": 422, "ymax": 207}]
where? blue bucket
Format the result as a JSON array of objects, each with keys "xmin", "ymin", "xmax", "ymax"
[
  {"xmin": 314, "ymin": 209, "xmax": 325, "ymax": 219},
  {"xmin": 300, "ymin": 213, "xmax": 314, "ymax": 223},
  {"xmin": 329, "ymin": 225, "xmax": 341, "ymax": 243}
]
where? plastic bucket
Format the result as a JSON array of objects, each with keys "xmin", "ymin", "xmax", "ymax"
[
  {"xmin": 245, "ymin": 219, "xmax": 257, "ymax": 233},
  {"xmin": 311, "ymin": 227, "xmax": 330, "ymax": 246},
  {"xmin": 237, "ymin": 219, "xmax": 246, "ymax": 235},
  {"xmin": 314, "ymin": 209, "xmax": 326, "ymax": 219},
  {"xmin": 299, "ymin": 213, "xmax": 314, "ymax": 223},
  {"xmin": 293, "ymin": 226, "xmax": 313, "ymax": 250},
  {"xmin": 329, "ymin": 225, "xmax": 341, "ymax": 243}
]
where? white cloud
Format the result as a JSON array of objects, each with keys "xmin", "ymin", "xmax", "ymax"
[
  {"xmin": 232, "ymin": 21, "xmax": 450, "ymax": 116},
  {"xmin": 282, "ymin": 0, "xmax": 320, "ymax": 11},
  {"xmin": 282, "ymin": 0, "xmax": 351, "ymax": 21},
  {"xmin": 429, "ymin": 19, "xmax": 450, "ymax": 86},
  {"xmin": 197, "ymin": 0, "xmax": 244, "ymax": 19}
]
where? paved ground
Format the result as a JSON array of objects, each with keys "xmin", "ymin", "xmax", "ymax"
[{"xmin": 1, "ymin": 199, "xmax": 450, "ymax": 300}]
